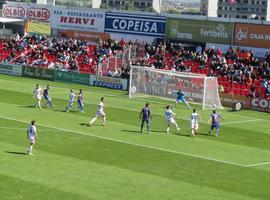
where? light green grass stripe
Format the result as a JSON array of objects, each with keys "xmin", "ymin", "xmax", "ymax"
[{"xmin": 0, "ymin": 141, "xmax": 259, "ymax": 200}]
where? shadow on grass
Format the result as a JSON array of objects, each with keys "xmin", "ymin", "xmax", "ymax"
[{"xmin": 4, "ymin": 151, "xmax": 27, "ymax": 155}]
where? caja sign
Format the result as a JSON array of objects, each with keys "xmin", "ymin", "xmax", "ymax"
[
  {"xmin": 234, "ymin": 23, "xmax": 270, "ymax": 48},
  {"xmin": 251, "ymin": 98, "xmax": 270, "ymax": 113},
  {"xmin": 2, "ymin": 4, "xmax": 51, "ymax": 22},
  {"xmin": 105, "ymin": 12, "xmax": 166, "ymax": 37}
]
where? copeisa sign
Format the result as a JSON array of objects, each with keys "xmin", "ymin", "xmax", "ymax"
[
  {"xmin": 251, "ymin": 98, "xmax": 270, "ymax": 113},
  {"xmin": 105, "ymin": 12, "xmax": 166, "ymax": 37}
]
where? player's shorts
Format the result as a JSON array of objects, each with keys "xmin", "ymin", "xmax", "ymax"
[
  {"xmin": 96, "ymin": 111, "xmax": 105, "ymax": 117},
  {"xmin": 176, "ymin": 97, "xmax": 185, "ymax": 103},
  {"xmin": 211, "ymin": 124, "xmax": 220, "ymax": 130},
  {"xmin": 167, "ymin": 118, "xmax": 176, "ymax": 125},
  {"xmin": 28, "ymin": 136, "xmax": 35, "ymax": 144},
  {"xmin": 36, "ymin": 95, "xmax": 42, "ymax": 100},
  {"xmin": 44, "ymin": 95, "xmax": 51, "ymax": 101},
  {"xmin": 142, "ymin": 118, "xmax": 150, "ymax": 124},
  {"xmin": 191, "ymin": 121, "xmax": 199, "ymax": 130}
]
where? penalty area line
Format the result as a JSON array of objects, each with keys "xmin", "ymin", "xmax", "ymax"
[
  {"xmin": 244, "ymin": 161, "xmax": 270, "ymax": 167},
  {"xmin": 0, "ymin": 114, "xmax": 247, "ymax": 167}
]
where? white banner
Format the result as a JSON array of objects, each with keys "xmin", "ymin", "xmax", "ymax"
[
  {"xmin": 2, "ymin": 3, "xmax": 51, "ymax": 21},
  {"xmin": 50, "ymin": 7, "xmax": 105, "ymax": 32},
  {"xmin": 90, "ymin": 75, "xmax": 128, "ymax": 90},
  {"xmin": 0, "ymin": 63, "xmax": 22, "ymax": 76}
]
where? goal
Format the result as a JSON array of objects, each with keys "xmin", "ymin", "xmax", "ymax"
[{"xmin": 129, "ymin": 65, "xmax": 223, "ymax": 109}]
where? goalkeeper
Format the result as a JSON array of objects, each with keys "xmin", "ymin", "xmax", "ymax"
[{"xmin": 173, "ymin": 89, "xmax": 191, "ymax": 109}]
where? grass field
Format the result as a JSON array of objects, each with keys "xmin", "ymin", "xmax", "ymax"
[
  {"xmin": 28, "ymin": 21, "xmax": 51, "ymax": 36},
  {"xmin": 0, "ymin": 74, "xmax": 270, "ymax": 200}
]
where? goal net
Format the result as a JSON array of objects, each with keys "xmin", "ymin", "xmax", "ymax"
[{"xmin": 129, "ymin": 65, "xmax": 223, "ymax": 109}]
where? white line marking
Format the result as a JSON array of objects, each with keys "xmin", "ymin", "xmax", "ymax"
[
  {"xmin": 221, "ymin": 119, "xmax": 264, "ymax": 125},
  {"xmin": 0, "ymin": 115, "xmax": 246, "ymax": 167},
  {"xmin": 0, "ymin": 126, "xmax": 63, "ymax": 132},
  {"xmin": 245, "ymin": 161, "xmax": 270, "ymax": 167}
]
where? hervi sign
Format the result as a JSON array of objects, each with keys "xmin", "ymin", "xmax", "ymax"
[{"xmin": 166, "ymin": 18, "xmax": 233, "ymax": 44}]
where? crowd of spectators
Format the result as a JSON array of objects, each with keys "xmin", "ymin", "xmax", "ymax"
[{"xmin": 0, "ymin": 34, "xmax": 270, "ymax": 98}]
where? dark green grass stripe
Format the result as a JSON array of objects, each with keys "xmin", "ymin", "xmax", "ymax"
[
  {"xmin": 1, "ymin": 88, "xmax": 270, "ymax": 151},
  {"xmin": 1, "ymin": 119, "xmax": 270, "ymax": 200},
  {"xmin": 0, "ymin": 173, "xmax": 89, "ymax": 200}
]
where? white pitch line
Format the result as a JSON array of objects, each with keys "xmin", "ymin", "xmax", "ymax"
[
  {"xmin": 0, "ymin": 114, "xmax": 247, "ymax": 167},
  {"xmin": 221, "ymin": 119, "xmax": 264, "ymax": 125},
  {"xmin": 245, "ymin": 161, "xmax": 270, "ymax": 167},
  {"xmin": 0, "ymin": 126, "xmax": 63, "ymax": 132}
]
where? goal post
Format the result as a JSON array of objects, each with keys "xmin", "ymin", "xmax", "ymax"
[{"xmin": 129, "ymin": 65, "xmax": 223, "ymax": 109}]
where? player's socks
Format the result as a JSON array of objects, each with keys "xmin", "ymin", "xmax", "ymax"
[
  {"xmin": 90, "ymin": 117, "xmax": 97, "ymax": 125},
  {"xmin": 166, "ymin": 127, "xmax": 169, "ymax": 133}
]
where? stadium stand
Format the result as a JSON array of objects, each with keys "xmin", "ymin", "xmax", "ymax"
[{"xmin": 0, "ymin": 35, "xmax": 269, "ymax": 99}]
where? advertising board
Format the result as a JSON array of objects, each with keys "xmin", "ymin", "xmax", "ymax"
[
  {"xmin": 90, "ymin": 75, "xmax": 128, "ymax": 90},
  {"xmin": 234, "ymin": 23, "xmax": 270, "ymax": 48},
  {"xmin": 51, "ymin": 7, "xmax": 105, "ymax": 32},
  {"xmin": 54, "ymin": 71, "xmax": 90, "ymax": 85},
  {"xmin": 22, "ymin": 66, "xmax": 54, "ymax": 80},
  {"xmin": 251, "ymin": 98, "xmax": 270, "ymax": 113},
  {"xmin": 166, "ymin": 18, "xmax": 233, "ymax": 44},
  {"xmin": 2, "ymin": 4, "xmax": 51, "ymax": 22},
  {"xmin": 219, "ymin": 92, "xmax": 251, "ymax": 109},
  {"xmin": 0, "ymin": 63, "xmax": 22, "ymax": 76},
  {"xmin": 105, "ymin": 12, "xmax": 166, "ymax": 37},
  {"xmin": 57, "ymin": 30, "xmax": 109, "ymax": 43}
]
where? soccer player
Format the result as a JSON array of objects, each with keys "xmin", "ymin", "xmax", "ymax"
[
  {"xmin": 140, "ymin": 103, "xmax": 152, "ymax": 134},
  {"xmin": 43, "ymin": 85, "xmax": 52, "ymax": 108},
  {"xmin": 208, "ymin": 110, "xmax": 224, "ymax": 137},
  {"xmin": 165, "ymin": 105, "xmax": 180, "ymax": 133},
  {"xmin": 77, "ymin": 89, "xmax": 84, "ymax": 113},
  {"xmin": 66, "ymin": 90, "xmax": 76, "ymax": 112},
  {"xmin": 190, "ymin": 109, "xmax": 200, "ymax": 138},
  {"xmin": 33, "ymin": 84, "xmax": 43, "ymax": 109},
  {"xmin": 173, "ymin": 89, "xmax": 191, "ymax": 109},
  {"xmin": 89, "ymin": 97, "xmax": 106, "ymax": 126},
  {"xmin": 27, "ymin": 120, "xmax": 37, "ymax": 156}
]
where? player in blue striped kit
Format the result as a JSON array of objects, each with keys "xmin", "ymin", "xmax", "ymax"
[{"xmin": 208, "ymin": 110, "xmax": 224, "ymax": 137}]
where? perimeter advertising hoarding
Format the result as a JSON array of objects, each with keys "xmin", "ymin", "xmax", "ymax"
[
  {"xmin": 105, "ymin": 12, "xmax": 166, "ymax": 37},
  {"xmin": 54, "ymin": 71, "xmax": 90, "ymax": 85},
  {"xmin": 90, "ymin": 75, "xmax": 128, "ymax": 90},
  {"xmin": 166, "ymin": 18, "xmax": 233, "ymax": 44},
  {"xmin": 219, "ymin": 92, "xmax": 251, "ymax": 109},
  {"xmin": 57, "ymin": 30, "xmax": 109, "ymax": 43},
  {"xmin": 22, "ymin": 66, "xmax": 54, "ymax": 80},
  {"xmin": 234, "ymin": 23, "xmax": 270, "ymax": 48},
  {"xmin": 2, "ymin": 4, "xmax": 51, "ymax": 22},
  {"xmin": 251, "ymin": 98, "xmax": 270, "ymax": 113},
  {"xmin": 0, "ymin": 63, "xmax": 22, "ymax": 76},
  {"xmin": 50, "ymin": 7, "xmax": 105, "ymax": 32}
]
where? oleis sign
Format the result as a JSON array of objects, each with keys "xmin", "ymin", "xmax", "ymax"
[
  {"xmin": 50, "ymin": 7, "xmax": 105, "ymax": 32},
  {"xmin": 105, "ymin": 12, "xmax": 166, "ymax": 37},
  {"xmin": 2, "ymin": 4, "xmax": 51, "ymax": 21}
]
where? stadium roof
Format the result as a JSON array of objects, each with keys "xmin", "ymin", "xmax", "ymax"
[{"xmin": 0, "ymin": 17, "xmax": 24, "ymax": 23}]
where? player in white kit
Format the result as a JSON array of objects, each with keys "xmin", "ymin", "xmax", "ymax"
[
  {"xmin": 33, "ymin": 84, "xmax": 43, "ymax": 109},
  {"xmin": 27, "ymin": 120, "xmax": 37, "ymax": 156},
  {"xmin": 66, "ymin": 90, "xmax": 76, "ymax": 112},
  {"xmin": 89, "ymin": 97, "xmax": 106, "ymax": 126},
  {"xmin": 190, "ymin": 109, "xmax": 200, "ymax": 138},
  {"xmin": 165, "ymin": 105, "xmax": 180, "ymax": 133}
]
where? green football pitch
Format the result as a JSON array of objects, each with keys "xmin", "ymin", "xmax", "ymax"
[{"xmin": 0, "ymin": 74, "xmax": 270, "ymax": 200}]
